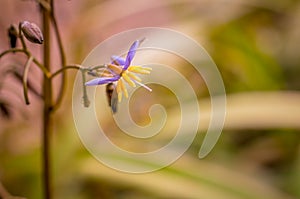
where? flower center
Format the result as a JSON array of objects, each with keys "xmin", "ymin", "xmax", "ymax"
[{"xmin": 107, "ymin": 64, "xmax": 123, "ymax": 76}]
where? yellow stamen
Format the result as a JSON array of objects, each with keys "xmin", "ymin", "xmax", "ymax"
[
  {"xmin": 141, "ymin": 67, "xmax": 152, "ymax": 71},
  {"xmin": 122, "ymin": 73, "xmax": 136, "ymax": 87},
  {"xmin": 128, "ymin": 66, "xmax": 151, "ymax": 74},
  {"xmin": 129, "ymin": 66, "xmax": 152, "ymax": 71},
  {"xmin": 100, "ymin": 71, "xmax": 114, "ymax": 77},
  {"xmin": 116, "ymin": 80, "xmax": 122, "ymax": 102},
  {"xmin": 119, "ymin": 79, "xmax": 128, "ymax": 98},
  {"xmin": 108, "ymin": 64, "xmax": 123, "ymax": 75},
  {"xmin": 127, "ymin": 72, "xmax": 141, "ymax": 82}
]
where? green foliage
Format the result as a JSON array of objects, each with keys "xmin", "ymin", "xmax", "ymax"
[
  {"xmin": 0, "ymin": 0, "xmax": 300, "ymax": 199},
  {"xmin": 210, "ymin": 9, "xmax": 284, "ymax": 92}
]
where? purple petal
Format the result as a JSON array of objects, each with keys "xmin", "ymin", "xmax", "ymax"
[
  {"xmin": 111, "ymin": 55, "xmax": 125, "ymax": 66},
  {"xmin": 123, "ymin": 40, "xmax": 140, "ymax": 70},
  {"xmin": 85, "ymin": 76, "xmax": 120, "ymax": 86}
]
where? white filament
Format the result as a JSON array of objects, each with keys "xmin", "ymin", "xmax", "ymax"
[{"xmin": 134, "ymin": 80, "xmax": 152, "ymax": 92}]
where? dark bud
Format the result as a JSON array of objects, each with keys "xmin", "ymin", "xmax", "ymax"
[
  {"xmin": 106, "ymin": 83, "xmax": 118, "ymax": 113},
  {"xmin": 0, "ymin": 101, "xmax": 11, "ymax": 119},
  {"xmin": 8, "ymin": 24, "xmax": 18, "ymax": 49},
  {"xmin": 20, "ymin": 21, "xmax": 44, "ymax": 44}
]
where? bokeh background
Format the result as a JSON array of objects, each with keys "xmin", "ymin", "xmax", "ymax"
[{"xmin": 0, "ymin": 0, "xmax": 300, "ymax": 198}]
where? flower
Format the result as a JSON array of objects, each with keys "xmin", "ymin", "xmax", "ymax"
[{"xmin": 85, "ymin": 39, "xmax": 152, "ymax": 102}]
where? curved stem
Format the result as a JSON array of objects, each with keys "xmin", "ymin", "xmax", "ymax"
[
  {"xmin": 0, "ymin": 48, "xmax": 26, "ymax": 59},
  {"xmin": 0, "ymin": 48, "xmax": 50, "ymax": 78},
  {"xmin": 32, "ymin": 57, "xmax": 51, "ymax": 78},
  {"xmin": 23, "ymin": 56, "xmax": 34, "ymax": 105},
  {"xmin": 50, "ymin": 64, "xmax": 81, "ymax": 79},
  {"xmin": 50, "ymin": 7, "xmax": 66, "ymax": 65},
  {"xmin": 18, "ymin": 22, "xmax": 28, "ymax": 51},
  {"xmin": 89, "ymin": 64, "xmax": 107, "ymax": 71},
  {"xmin": 5, "ymin": 67, "xmax": 43, "ymax": 98},
  {"xmin": 51, "ymin": 0, "xmax": 67, "ymax": 111},
  {"xmin": 0, "ymin": 70, "xmax": 26, "ymax": 102}
]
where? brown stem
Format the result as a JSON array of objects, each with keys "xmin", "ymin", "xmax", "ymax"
[
  {"xmin": 0, "ymin": 48, "xmax": 50, "ymax": 78},
  {"xmin": 42, "ymin": 0, "xmax": 53, "ymax": 198},
  {"xmin": 50, "ymin": 64, "xmax": 81, "ymax": 79},
  {"xmin": 51, "ymin": 0, "xmax": 67, "ymax": 111},
  {"xmin": 18, "ymin": 22, "xmax": 28, "ymax": 51},
  {"xmin": 22, "ymin": 56, "xmax": 34, "ymax": 105},
  {"xmin": 0, "ymin": 48, "xmax": 26, "ymax": 58}
]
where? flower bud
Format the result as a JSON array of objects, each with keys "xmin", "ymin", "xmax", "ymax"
[
  {"xmin": 7, "ymin": 24, "xmax": 18, "ymax": 48},
  {"xmin": 20, "ymin": 21, "xmax": 44, "ymax": 44}
]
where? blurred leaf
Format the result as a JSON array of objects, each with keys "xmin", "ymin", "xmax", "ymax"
[
  {"xmin": 210, "ymin": 9, "xmax": 284, "ymax": 91},
  {"xmin": 80, "ymin": 154, "xmax": 294, "ymax": 199}
]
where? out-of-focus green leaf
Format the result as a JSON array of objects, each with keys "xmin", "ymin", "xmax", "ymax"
[
  {"xmin": 80, "ymin": 154, "xmax": 294, "ymax": 199},
  {"xmin": 210, "ymin": 9, "xmax": 284, "ymax": 91}
]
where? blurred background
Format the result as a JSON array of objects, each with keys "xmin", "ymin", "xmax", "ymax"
[{"xmin": 0, "ymin": 0, "xmax": 300, "ymax": 198}]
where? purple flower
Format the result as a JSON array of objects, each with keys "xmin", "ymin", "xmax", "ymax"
[{"xmin": 85, "ymin": 39, "xmax": 152, "ymax": 102}]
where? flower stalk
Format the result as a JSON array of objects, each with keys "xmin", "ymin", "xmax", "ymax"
[
  {"xmin": 23, "ymin": 56, "xmax": 34, "ymax": 105},
  {"xmin": 0, "ymin": 0, "xmax": 153, "ymax": 198},
  {"xmin": 41, "ymin": 1, "xmax": 53, "ymax": 199}
]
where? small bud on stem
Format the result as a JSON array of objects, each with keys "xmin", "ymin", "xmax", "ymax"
[
  {"xmin": 20, "ymin": 21, "xmax": 44, "ymax": 44},
  {"xmin": 7, "ymin": 24, "xmax": 18, "ymax": 48}
]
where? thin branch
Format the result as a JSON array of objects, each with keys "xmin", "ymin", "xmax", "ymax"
[
  {"xmin": 18, "ymin": 23, "xmax": 28, "ymax": 51},
  {"xmin": 50, "ymin": 64, "xmax": 81, "ymax": 79},
  {"xmin": 37, "ymin": 0, "xmax": 51, "ymax": 11},
  {"xmin": 23, "ymin": 56, "xmax": 34, "ymax": 105},
  {"xmin": 89, "ymin": 64, "xmax": 107, "ymax": 71},
  {"xmin": 50, "ymin": 0, "xmax": 67, "ymax": 111},
  {"xmin": 0, "ymin": 70, "xmax": 27, "ymax": 102},
  {"xmin": 50, "ymin": 6, "xmax": 65, "ymax": 66},
  {"xmin": 50, "ymin": 64, "xmax": 107, "ymax": 80},
  {"xmin": 32, "ymin": 57, "xmax": 51, "ymax": 78},
  {"xmin": 0, "ymin": 48, "xmax": 50, "ymax": 78},
  {"xmin": 3, "ymin": 67, "xmax": 43, "ymax": 99},
  {"xmin": 80, "ymin": 68, "xmax": 90, "ymax": 107},
  {"xmin": 0, "ymin": 48, "xmax": 26, "ymax": 59}
]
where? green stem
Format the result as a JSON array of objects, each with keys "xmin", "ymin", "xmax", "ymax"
[
  {"xmin": 42, "ymin": 0, "xmax": 53, "ymax": 198},
  {"xmin": 80, "ymin": 69, "xmax": 90, "ymax": 107}
]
